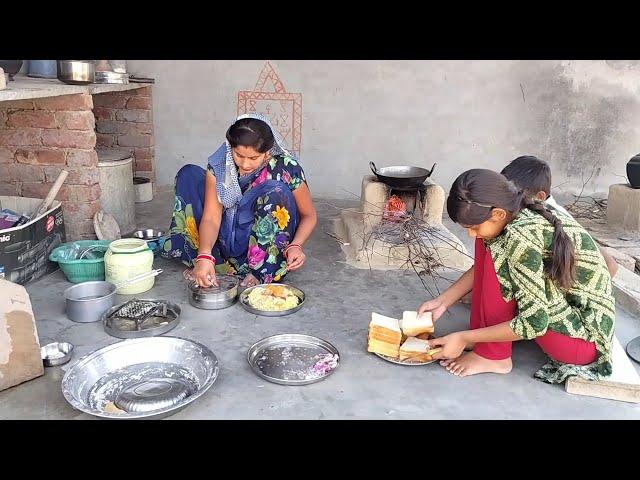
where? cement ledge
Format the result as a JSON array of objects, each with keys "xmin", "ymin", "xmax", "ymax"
[{"xmin": 613, "ymin": 265, "xmax": 640, "ymax": 319}]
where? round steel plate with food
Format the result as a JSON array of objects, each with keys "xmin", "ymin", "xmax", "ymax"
[
  {"xmin": 102, "ymin": 299, "xmax": 181, "ymax": 339},
  {"xmin": 239, "ymin": 283, "xmax": 305, "ymax": 316},
  {"xmin": 247, "ymin": 334, "xmax": 340, "ymax": 385},
  {"xmin": 188, "ymin": 275, "xmax": 239, "ymax": 310},
  {"xmin": 61, "ymin": 337, "xmax": 219, "ymax": 419},
  {"xmin": 374, "ymin": 353, "xmax": 436, "ymax": 366}
]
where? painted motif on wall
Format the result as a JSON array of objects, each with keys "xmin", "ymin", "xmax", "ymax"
[{"xmin": 237, "ymin": 62, "xmax": 302, "ymax": 157}]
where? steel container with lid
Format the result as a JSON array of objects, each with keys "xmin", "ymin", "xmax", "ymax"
[{"xmin": 187, "ymin": 275, "xmax": 239, "ymax": 310}]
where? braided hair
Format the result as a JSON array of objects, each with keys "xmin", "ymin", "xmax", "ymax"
[{"xmin": 447, "ymin": 169, "xmax": 576, "ymax": 289}]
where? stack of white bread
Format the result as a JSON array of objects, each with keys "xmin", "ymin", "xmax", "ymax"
[{"xmin": 367, "ymin": 311, "xmax": 441, "ymax": 361}]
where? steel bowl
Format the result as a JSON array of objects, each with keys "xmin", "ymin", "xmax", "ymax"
[
  {"xmin": 41, "ymin": 342, "xmax": 74, "ymax": 367},
  {"xmin": 61, "ymin": 337, "xmax": 219, "ymax": 420},
  {"xmin": 64, "ymin": 281, "xmax": 117, "ymax": 323},
  {"xmin": 131, "ymin": 229, "xmax": 166, "ymax": 255},
  {"xmin": 57, "ymin": 60, "xmax": 94, "ymax": 85},
  {"xmin": 132, "ymin": 229, "xmax": 165, "ymax": 241},
  {"xmin": 188, "ymin": 275, "xmax": 239, "ymax": 310}
]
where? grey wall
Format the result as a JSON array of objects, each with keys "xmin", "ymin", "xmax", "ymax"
[{"xmin": 127, "ymin": 60, "xmax": 640, "ymax": 199}]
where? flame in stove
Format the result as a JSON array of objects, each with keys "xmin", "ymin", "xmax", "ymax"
[{"xmin": 383, "ymin": 194, "xmax": 407, "ymax": 220}]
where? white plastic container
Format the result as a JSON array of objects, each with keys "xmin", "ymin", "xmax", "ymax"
[
  {"xmin": 133, "ymin": 176, "xmax": 153, "ymax": 203},
  {"xmin": 104, "ymin": 239, "xmax": 154, "ymax": 294}
]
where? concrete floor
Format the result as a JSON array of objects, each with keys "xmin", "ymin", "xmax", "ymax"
[{"xmin": 2, "ymin": 190, "xmax": 640, "ymax": 419}]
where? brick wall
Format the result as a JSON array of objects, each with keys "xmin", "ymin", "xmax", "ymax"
[
  {"xmin": 0, "ymin": 94, "xmax": 100, "ymax": 240},
  {"xmin": 0, "ymin": 86, "xmax": 155, "ymax": 241},
  {"xmin": 93, "ymin": 86, "xmax": 155, "ymax": 182}
]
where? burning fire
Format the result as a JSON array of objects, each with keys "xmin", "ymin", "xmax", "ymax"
[{"xmin": 383, "ymin": 194, "xmax": 407, "ymax": 221}]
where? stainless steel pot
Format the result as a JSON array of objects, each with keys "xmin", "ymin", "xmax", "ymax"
[
  {"xmin": 188, "ymin": 275, "xmax": 239, "ymax": 310},
  {"xmin": 64, "ymin": 281, "xmax": 117, "ymax": 323},
  {"xmin": 64, "ymin": 270, "xmax": 163, "ymax": 322},
  {"xmin": 57, "ymin": 60, "xmax": 94, "ymax": 85}
]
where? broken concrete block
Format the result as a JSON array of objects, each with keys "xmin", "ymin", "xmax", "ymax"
[
  {"xmin": 612, "ymin": 265, "xmax": 640, "ymax": 319},
  {"xmin": 0, "ymin": 279, "xmax": 44, "ymax": 392},
  {"xmin": 607, "ymin": 183, "xmax": 640, "ymax": 232},
  {"xmin": 600, "ymin": 246, "xmax": 636, "ymax": 271}
]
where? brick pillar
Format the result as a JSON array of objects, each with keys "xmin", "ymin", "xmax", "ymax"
[
  {"xmin": 93, "ymin": 86, "xmax": 155, "ymax": 183},
  {"xmin": 0, "ymin": 94, "xmax": 100, "ymax": 240}
]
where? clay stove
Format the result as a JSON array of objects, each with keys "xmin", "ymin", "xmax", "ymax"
[{"xmin": 334, "ymin": 175, "xmax": 472, "ymax": 272}]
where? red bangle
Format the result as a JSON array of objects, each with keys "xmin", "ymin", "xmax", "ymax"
[
  {"xmin": 196, "ymin": 254, "xmax": 215, "ymax": 265},
  {"xmin": 284, "ymin": 243, "xmax": 302, "ymax": 255}
]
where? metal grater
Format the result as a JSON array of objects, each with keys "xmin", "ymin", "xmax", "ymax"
[{"xmin": 108, "ymin": 299, "xmax": 162, "ymax": 322}]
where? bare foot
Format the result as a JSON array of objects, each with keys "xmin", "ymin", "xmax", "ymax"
[
  {"xmin": 443, "ymin": 352, "xmax": 512, "ymax": 377},
  {"xmin": 240, "ymin": 273, "xmax": 260, "ymax": 288}
]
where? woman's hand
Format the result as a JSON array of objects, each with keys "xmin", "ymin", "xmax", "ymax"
[
  {"xmin": 285, "ymin": 245, "xmax": 306, "ymax": 271},
  {"xmin": 428, "ymin": 332, "xmax": 468, "ymax": 360},
  {"xmin": 418, "ymin": 296, "xmax": 448, "ymax": 322},
  {"xmin": 193, "ymin": 259, "xmax": 218, "ymax": 287}
]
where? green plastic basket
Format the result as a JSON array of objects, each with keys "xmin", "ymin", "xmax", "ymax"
[{"xmin": 49, "ymin": 240, "xmax": 112, "ymax": 283}]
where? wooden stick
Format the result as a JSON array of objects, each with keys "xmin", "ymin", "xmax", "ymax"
[{"xmin": 31, "ymin": 170, "xmax": 68, "ymax": 218}]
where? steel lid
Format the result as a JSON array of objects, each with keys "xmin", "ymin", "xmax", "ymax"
[{"xmin": 188, "ymin": 275, "xmax": 238, "ymax": 294}]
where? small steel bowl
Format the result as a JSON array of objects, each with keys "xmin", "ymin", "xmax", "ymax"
[
  {"xmin": 131, "ymin": 229, "xmax": 166, "ymax": 255},
  {"xmin": 132, "ymin": 229, "xmax": 165, "ymax": 241},
  {"xmin": 41, "ymin": 342, "xmax": 74, "ymax": 367}
]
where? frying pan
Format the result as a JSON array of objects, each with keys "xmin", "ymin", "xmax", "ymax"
[{"xmin": 369, "ymin": 162, "xmax": 436, "ymax": 189}]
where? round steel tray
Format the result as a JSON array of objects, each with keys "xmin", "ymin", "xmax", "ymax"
[
  {"xmin": 102, "ymin": 300, "xmax": 181, "ymax": 339},
  {"xmin": 374, "ymin": 352, "xmax": 435, "ymax": 366},
  {"xmin": 247, "ymin": 334, "xmax": 339, "ymax": 385},
  {"xmin": 239, "ymin": 283, "xmax": 305, "ymax": 317},
  {"xmin": 62, "ymin": 337, "xmax": 219, "ymax": 419}
]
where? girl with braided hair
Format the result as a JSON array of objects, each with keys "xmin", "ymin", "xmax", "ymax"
[{"xmin": 419, "ymin": 168, "xmax": 615, "ymax": 383}]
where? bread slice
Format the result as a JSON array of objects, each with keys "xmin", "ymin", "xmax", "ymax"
[
  {"xmin": 399, "ymin": 336, "xmax": 442, "ymax": 362},
  {"xmin": 368, "ymin": 338, "xmax": 402, "ymax": 358},
  {"xmin": 368, "ymin": 312, "xmax": 402, "ymax": 358},
  {"xmin": 370, "ymin": 312, "xmax": 401, "ymax": 332},
  {"xmin": 400, "ymin": 311, "xmax": 434, "ymax": 336}
]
